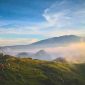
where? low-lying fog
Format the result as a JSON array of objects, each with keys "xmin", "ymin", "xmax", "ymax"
[{"xmin": 1, "ymin": 42, "xmax": 85, "ymax": 63}]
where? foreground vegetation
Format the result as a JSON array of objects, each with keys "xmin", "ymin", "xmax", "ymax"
[{"xmin": 0, "ymin": 53, "xmax": 85, "ymax": 85}]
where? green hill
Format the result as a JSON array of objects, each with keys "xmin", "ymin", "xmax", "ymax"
[{"xmin": 0, "ymin": 54, "xmax": 85, "ymax": 85}]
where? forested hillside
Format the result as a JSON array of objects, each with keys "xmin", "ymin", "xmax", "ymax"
[{"xmin": 0, "ymin": 53, "xmax": 85, "ymax": 85}]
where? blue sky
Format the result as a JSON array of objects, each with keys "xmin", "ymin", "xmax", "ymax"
[{"xmin": 0, "ymin": 0, "xmax": 85, "ymax": 46}]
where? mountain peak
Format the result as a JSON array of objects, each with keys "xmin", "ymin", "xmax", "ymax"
[
  {"xmin": 54, "ymin": 57, "xmax": 67, "ymax": 63},
  {"xmin": 36, "ymin": 50, "xmax": 47, "ymax": 54},
  {"xmin": 33, "ymin": 50, "xmax": 52, "ymax": 60}
]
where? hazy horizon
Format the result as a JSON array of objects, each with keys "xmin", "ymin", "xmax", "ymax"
[{"xmin": 0, "ymin": 0, "xmax": 85, "ymax": 46}]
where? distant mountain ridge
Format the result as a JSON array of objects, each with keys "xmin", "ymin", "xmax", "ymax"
[
  {"xmin": 16, "ymin": 50, "xmax": 52, "ymax": 60},
  {"xmin": 16, "ymin": 52, "xmax": 32, "ymax": 58},
  {"xmin": 0, "ymin": 35, "xmax": 84, "ymax": 55},
  {"xmin": 32, "ymin": 50, "xmax": 52, "ymax": 60},
  {"xmin": 54, "ymin": 57, "xmax": 67, "ymax": 63},
  {"xmin": 29, "ymin": 35, "xmax": 82, "ymax": 46},
  {"xmin": 0, "ymin": 35, "xmax": 84, "ymax": 47}
]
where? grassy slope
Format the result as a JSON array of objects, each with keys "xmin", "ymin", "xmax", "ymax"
[{"xmin": 0, "ymin": 55, "xmax": 85, "ymax": 85}]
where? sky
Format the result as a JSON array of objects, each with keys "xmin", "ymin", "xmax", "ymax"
[{"xmin": 0, "ymin": 0, "xmax": 85, "ymax": 46}]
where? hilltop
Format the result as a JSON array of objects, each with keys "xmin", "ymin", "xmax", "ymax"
[{"xmin": 0, "ymin": 54, "xmax": 85, "ymax": 85}]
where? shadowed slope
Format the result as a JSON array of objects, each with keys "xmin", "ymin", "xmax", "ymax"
[{"xmin": 0, "ymin": 54, "xmax": 85, "ymax": 85}]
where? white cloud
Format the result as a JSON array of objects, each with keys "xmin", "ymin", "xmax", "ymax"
[
  {"xmin": 43, "ymin": 0, "xmax": 85, "ymax": 28},
  {"xmin": 45, "ymin": 42, "xmax": 85, "ymax": 63},
  {"xmin": 0, "ymin": 0, "xmax": 85, "ymax": 45}
]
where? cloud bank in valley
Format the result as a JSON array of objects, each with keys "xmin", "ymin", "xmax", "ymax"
[{"xmin": 45, "ymin": 42, "xmax": 85, "ymax": 63}]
